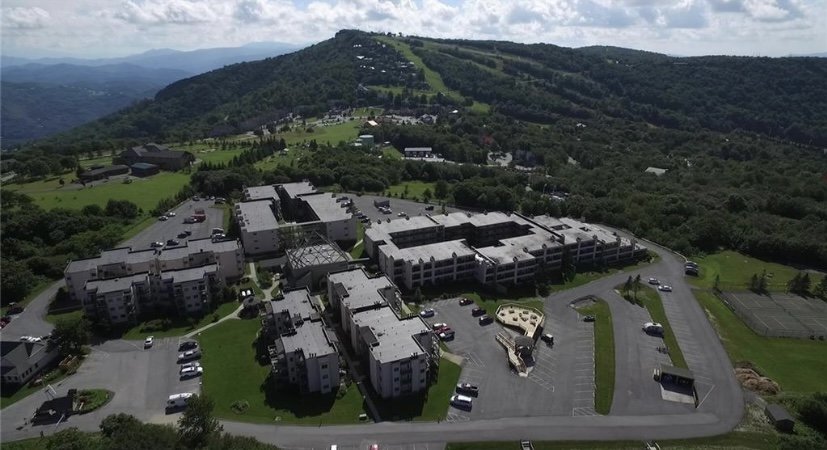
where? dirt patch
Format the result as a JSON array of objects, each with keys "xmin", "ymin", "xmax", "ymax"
[{"xmin": 736, "ymin": 367, "xmax": 780, "ymax": 395}]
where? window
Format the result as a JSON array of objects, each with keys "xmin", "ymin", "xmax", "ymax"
[
  {"xmin": 321, "ymin": 364, "xmax": 328, "ymax": 369},
  {"xmin": 394, "ymin": 367, "xmax": 399, "ymax": 372},
  {"xmin": 322, "ymin": 374, "xmax": 328, "ymax": 379}
]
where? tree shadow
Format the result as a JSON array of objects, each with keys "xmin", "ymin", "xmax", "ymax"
[{"xmin": 260, "ymin": 375, "xmax": 337, "ymax": 418}]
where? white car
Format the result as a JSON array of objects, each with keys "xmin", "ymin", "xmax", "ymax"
[
  {"xmin": 157, "ymin": 215, "xmax": 168, "ymax": 221},
  {"xmin": 19, "ymin": 336, "xmax": 42, "ymax": 343},
  {"xmin": 419, "ymin": 308, "xmax": 435, "ymax": 318},
  {"xmin": 431, "ymin": 322, "xmax": 448, "ymax": 331},
  {"xmin": 150, "ymin": 241, "xmax": 165, "ymax": 248},
  {"xmin": 144, "ymin": 336, "xmax": 154, "ymax": 348},
  {"xmin": 180, "ymin": 362, "xmax": 201, "ymax": 372},
  {"xmin": 643, "ymin": 322, "xmax": 664, "ymax": 334},
  {"xmin": 178, "ymin": 349, "xmax": 201, "ymax": 361},
  {"xmin": 648, "ymin": 277, "xmax": 660, "ymax": 285},
  {"xmin": 658, "ymin": 285, "xmax": 672, "ymax": 292},
  {"xmin": 166, "ymin": 212, "xmax": 176, "ymax": 217},
  {"xmin": 180, "ymin": 366, "xmax": 204, "ymax": 379}
]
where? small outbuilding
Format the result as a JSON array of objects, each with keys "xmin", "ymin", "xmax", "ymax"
[
  {"xmin": 130, "ymin": 162, "xmax": 160, "ymax": 177},
  {"xmin": 79, "ymin": 164, "xmax": 129, "ymax": 182},
  {"xmin": 765, "ymin": 403, "xmax": 795, "ymax": 433},
  {"xmin": 656, "ymin": 364, "xmax": 695, "ymax": 388}
]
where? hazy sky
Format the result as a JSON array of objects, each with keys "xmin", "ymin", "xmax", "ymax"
[{"xmin": 2, "ymin": 0, "xmax": 825, "ymax": 58}]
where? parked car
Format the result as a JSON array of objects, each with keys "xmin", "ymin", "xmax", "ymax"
[
  {"xmin": 183, "ymin": 229, "xmax": 192, "ymax": 236},
  {"xmin": 419, "ymin": 308, "xmax": 435, "ymax": 318},
  {"xmin": 648, "ymin": 277, "xmax": 660, "ymax": 285},
  {"xmin": 19, "ymin": 336, "xmax": 42, "ymax": 343},
  {"xmin": 478, "ymin": 315, "xmax": 493, "ymax": 325},
  {"xmin": 7, "ymin": 303, "xmax": 24, "ymax": 314},
  {"xmin": 178, "ymin": 341, "xmax": 198, "ymax": 351},
  {"xmin": 458, "ymin": 297, "xmax": 473, "ymax": 306},
  {"xmin": 643, "ymin": 322, "xmax": 664, "ymax": 335},
  {"xmin": 180, "ymin": 362, "xmax": 201, "ymax": 372},
  {"xmin": 150, "ymin": 241, "xmax": 164, "ymax": 248},
  {"xmin": 583, "ymin": 315, "xmax": 596, "ymax": 322},
  {"xmin": 471, "ymin": 307, "xmax": 485, "ymax": 317},
  {"xmin": 438, "ymin": 330, "xmax": 455, "ymax": 340},
  {"xmin": 397, "ymin": 212, "xmax": 407, "ymax": 217},
  {"xmin": 541, "ymin": 333, "xmax": 554, "ymax": 344},
  {"xmin": 450, "ymin": 394, "xmax": 473, "ymax": 409},
  {"xmin": 157, "ymin": 215, "xmax": 168, "ymax": 221},
  {"xmin": 436, "ymin": 327, "xmax": 452, "ymax": 335},
  {"xmin": 456, "ymin": 383, "xmax": 479, "ymax": 396},
  {"xmin": 144, "ymin": 336, "xmax": 154, "ymax": 348},
  {"xmin": 425, "ymin": 205, "xmax": 435, "ymax": 211},
  {"xmin": 192, "ymin": 196, "xmax": 200, "ymax": 201},
  {"xmin": 166, "ymin": 212, "xmax": 176, "ymax": 217},
  {"xmin": 180, "ymin": 366, "xmax": 204, "ymax": 379},
  {"xmin": 177, "ymin": 231, "xmax": 189, "ymax": 239},
  {"xmin": 178, "ymin": 349, "xmax": 201, "ymax": 361},
  {"xmin": 658, "ymin": 285, "xmax": 672, "ymax": 292},
  {"xmin": 166, "ymin": 239, "xmax": 180, "ymax": 246},
  {"xmin": 685, "ymin": 261, "xmax": 698, "ymax": 268}
]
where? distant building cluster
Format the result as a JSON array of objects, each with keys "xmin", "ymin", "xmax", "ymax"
[
  {"xmin": 120, "ymin": 143, "xmax": 194, "ymax": 171},
  {"xmin": 64, "ymin": 238, "xmax": 244, "ymax": 325},
  {"xmin": 365, "ymin": 212, "xmax": 647, "ymax": 290},
  {"xmin": 235, "ymin": 182, "xmax": 356, "ymax": 256}
]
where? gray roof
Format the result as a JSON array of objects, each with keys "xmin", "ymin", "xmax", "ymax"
[
  {"xmin": 1, "ymin": 340, "xmax": 58, "ymax": 377},
  {"xmin": 352, "ymin": 308, "xmax": 431, "ymax": 364},
  {"xmin": 244, "ymin": 185, "xmax": 279, "ymax": 201},
  {"xmin": 159, "ymin": 237, "xmax": 240, "ymax": 261},
  {"xmin": 660, "ymin": 364, "xmax": 694, "ymax": 380},
  {"xmin": 86, "ymin": 273, "xmax": 149, "ymax": 293},
  {"xmin": 385, "ymin": 239, "xmax": 474, "ymax": 263},
  {"xmin": 301, "ymin": 193, "xmax": 351, "ymax": 222},
  {"xmin": 159, "ymin": 264, "xmax": 217, "ymax": 283},
  {"xmin": 279, "ymin": 181, "xmax": 316, "ymax": 199},
  {"xmin": 765, "ymin": 404, "xmax": 794, "ymax": 422},
  {"xmin": 404, "ymin": 147, "xmax": 432, "ymax": 153},
  {"xmin": 645, "ymin": 167, "xmax": 668, "ymax": 176},
  {"xmin": 237, "ymin": 200, "xmax": 278, "ymax": 232},
  {"xmin": 281, "ymin": 321, "xmax": 336, "ymax": 358},
  {"xmin": 328, "ymin": 268, "xmax": 394, "ymax": 311},
  {"xmin": 271, "ymin": 288, "xmax": 317, "ymax": 321}
]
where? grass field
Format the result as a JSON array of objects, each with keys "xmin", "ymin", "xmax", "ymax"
[
  {"xmin": 689, "ymin": 250, "xmax": 823, "ymax": 292},
  {"xmin": 630, "ymin": 285, "xmax": 688, "ymax": 369},
  {"xmin": 255, "ymin": 147, "xmax": 309, "ymax": 171},
  {"xmin": 387, "ymin": 181, "xmax": 436, "ymax": 200},
  {"xmin": 547, "ymin": 255, "xmax": 658, "ymax": 294},
  {"xmin": 445, "ymin": 431, "xmax": 778, "ymax": 450},
  {"xmin": 120, "ymin": 301, "xmax": 238, "ymax": 340},
  {"xmin": 574, "ymin": 298, "xmax": 615, "ymax": 415},
  {"xmin": 372, "ymin": 357, "xmax": 461, "ymax": 421},
  {"xmin": 381, "ymin": 146, "xmax": 404, "ymax": 160},
  {"xmin": 694, "ymin": 289, "xmax": 827, "ymax": 393},
  {"xmin": 77, "ymin": 154, "xmax": 115, "ymax": 168},
  {"xmin": 200, "ymin": 319, "xmax": 367, "ymax": 424},
  {"xmin": 45, "ymin": 308, "xmax": 84, "ymax": 325},
  {"xmin": 349, "ymin": 221, "xmax": 365, "ymax": 259},
  {"xmin": 7, "ymin": 172, "xmax": 191, "ymax": 211}
]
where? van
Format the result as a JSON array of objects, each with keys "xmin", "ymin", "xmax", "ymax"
[
  {"xmin": 166, "ymin": 392, "xmax": 194, "ymax": 410},
  {"xmin": 211, "ymin": 227, "xmax": 224, "ymax": 235},
  {"xmin": 450, "ymin": 394, "xmax": 473, "ymax": 408}
]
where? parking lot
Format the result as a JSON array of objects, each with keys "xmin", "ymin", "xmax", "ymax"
[
  {"xmin": 421, "ymin": 297, "xmax": 593, "ymax": 421},
  {"xmin": 121, "ymin": 198, "xmax": 226, "ymax": 251}
]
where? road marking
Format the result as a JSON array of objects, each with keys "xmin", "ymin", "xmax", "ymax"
[{"xmin": 697, "ymin": 383, "xmax": 716, "ymax": 408}]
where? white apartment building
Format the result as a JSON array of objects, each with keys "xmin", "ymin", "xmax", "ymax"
[
  {"xmin": 83, "ymin": 273, "xmax": 150, "ymax": 324},
  {"xmin": 326, "ymin": 268, "xmax": 439, "ymax": 399},
  {"xmin": 235, "ymin": 182, "xmax": 356, "ymax": 256},
  {"xmin": 263, "ymin": 288, "xmax": 339, "ymax": 394},
  {"xmin": 156, "ymin": 264, "xmax": 218, "ymax": 315},
  {"xmin": 364, "ymin": 212, "xmax": 647, "ymax": 290}
]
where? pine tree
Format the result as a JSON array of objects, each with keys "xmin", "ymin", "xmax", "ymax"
[
  {"xmin": 801, "ymin": 273, "xmax": 811, "ymax": 294},
  {"xmin": 750, "ymin": 273, "xmax": 759, "ymax": 291},
  {"xmin": 788, "ymin": 273, "xmax": 801, "ymax": 293}
]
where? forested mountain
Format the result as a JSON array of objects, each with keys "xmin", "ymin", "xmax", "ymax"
[{"xmin": 1, "ymin": 63, "xmax": 192, "ymax": 87}]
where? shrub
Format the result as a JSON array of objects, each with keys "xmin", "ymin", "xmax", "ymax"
[{"xmin": 231, "ymin": 400, "xmax": 249, "ymax": 414}]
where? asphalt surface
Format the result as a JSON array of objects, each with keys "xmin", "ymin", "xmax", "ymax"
[
  {"xmin": 348, "ymin": 194, "xmax": 467, "ymax": 226},
  {"xmin": 121, "ymin": 198, "xmax": 225, "ymax": 250},
  {"xmin": 1, "ymin": 225, "xmax": 744, "ymax": 448}
]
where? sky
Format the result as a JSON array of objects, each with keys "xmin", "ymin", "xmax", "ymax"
[{"xmin": 2, "ymin": 0, "xmax": 825, "ymax": 59}]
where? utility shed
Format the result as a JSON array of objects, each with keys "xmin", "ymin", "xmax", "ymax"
[
  {"xmin": 658, "ymin": 364, "xmax": 694, "ymax": 388},
  {"xmin": 765, "ymin": 403, "xmax": 795, "ymax": 433}
]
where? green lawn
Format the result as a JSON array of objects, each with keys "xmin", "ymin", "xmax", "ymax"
[
  {"xmin": 694, "ymin": 289, "xmax": 827, "ymax": 393},
  {"xmin": 46, "ymin": 308, "xmax": 84, "ymax": 325},
  {"xmin": 186, "ymin": 146, "xmax": 246, "ymax": 165},
  {"xmin": 574, "ymin": 298, "xmax": 614, "ymax": 415},
  {"xmin": 629, "ymin": 285, "xmax": 688, "ymax": 369},
  {"xmin": 78, "ymin": 154, "xmax": 115, "ymax": 168},
  {"xmin": 120, "ymin": 301, "xmax": 238, "ymax": 340},
  {"xmin": 255, "ymin": 147, "xmax": 309, "ymax": 171},
  {"xmin": 689, "ymin": 250, "xmax": 823, "ymax": 293},
  {"xmin": 381, "ymin": 147, "xmax": 404, "ymax": 160},
  {"xmin": 372, "ymin": 357, "xmax": 461, "ymax": 422},
  {"xmin": 7, "ymin": 172, "xmax": 191, "ymax": 211},
  {"xmin": 387, "ymin": 181, "xmax": 436, "ymax": 200},
  {"xmin": 446, "ymin": 431, "xmax": 778, "ymax": 450},
  {"xmin": 349, "ymin": 221, "xmax": 366, "ymax": 259},
  {"xmin": 199, "ymin": 319, "xmax": 367, "ymax": 424},
  {"xmin": 546, "ymin": 254, "xmax": 658, "ymax": 294}
]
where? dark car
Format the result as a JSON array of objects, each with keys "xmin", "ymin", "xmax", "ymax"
[
  {"xmin": 479, "ymin": 315, "xmax": 494, "ymax": 325},
  {"xmin": 425, "ymin": 205, "xmax": 435, "ymax": 211},
  {"xmin": 456, "ymin": 382, "xmax": 480, "ymax": 396},
  {"xmin": 583, "ymin": 315, "xmax": 596, "ymax": 322},
  {"xmin": 471, "ymin": 307, "xmax": 485, "ymax": 317},
  {"xmin": 166, "ymin": 239, "xmax": 180, "ymax": 246},
  {"xmin": 458, "ymin": 298, "xmax": 473, "ymax": 306},
  {"xmin": 178, "ymin": 341, "xmax": 198, "ymax": 351},
  {"xmin": 7, "ymin": 303, "xmax": 24, "ymax": 314},
  {"xmin": 177, "ymin": 231, "xmax": 189, "ymax": 239}
]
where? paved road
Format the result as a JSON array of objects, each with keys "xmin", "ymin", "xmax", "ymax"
[
  {"xmin": 1, "ymin": 230, "xmax": 743, "ymax": 448},
  {"xmin": 121, "ymin": 199, "xmax": 224, "ymax": 250}
]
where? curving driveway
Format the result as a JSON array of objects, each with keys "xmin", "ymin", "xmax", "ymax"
[{"xmin": 1, "ymin": 232, "xmax": 743, "ymax": 449}]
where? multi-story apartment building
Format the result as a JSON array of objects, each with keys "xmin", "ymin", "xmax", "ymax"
[
  {"xmin": 64, "ymin": 239, "xmax": 243, "ymax": 325},
  {"xmin": 364, "ymin": 212, "xmax": 647, "ymax": 290},
  {"xmin": 326, "ymin": 268, "xmax": 439, "ymax": 399},
  {"xmin": 236, "ymin": 182, "xmax": 356, "ymax": 256},
  {"xmin": 263, "ymin": 288, "xmax": 339, "ymax": 394}
]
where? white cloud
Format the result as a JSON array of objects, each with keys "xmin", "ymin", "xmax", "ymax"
[
  {"xmin": 0, "ymin": 0, "xmax": 824, "ymax": 58},
  {"xmin": 2, "ymin": 6, "xmax": 50, "ymax": 29}
]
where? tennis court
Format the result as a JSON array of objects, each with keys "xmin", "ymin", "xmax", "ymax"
[{"xmin": 720, "ymin": 291, "xmax": 827, "ymax": 339}]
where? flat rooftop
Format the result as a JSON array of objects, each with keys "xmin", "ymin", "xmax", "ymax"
[
  {"xmin": 281, "ymin": 321, "xmax": 336, "ymax": 358},
  {"xmin": 86, "ymin": 273, "xmax": 148, "ymax": 293},
  {"xmin": 244, "ymin": 185, "xmax": 279, "ymax": 201},
  {"xmin": 301, "ymin": 193, "xmax": 351, "ymax": 222},
  {"xmin": 271, "ymin": 288, "xmax": 317, "ymax": 320},
  {"xmin": 159, "ymin": 264, "xmax": 217, "ymax": 283},
  {"xmin": 237, "ymin": 200, "xmax": 278, "ymax": 233},
  {"xmin": 353, "ymin": 307, "xmax": 431, "ymax": 364},
  {"xmin": 385, "ymin": 239, "xmax": 474, "ymax": 263},
  {"xmin": 328, "ymin": 268, "xmax": 395, "ymax": 311},
  {"xmin": 279, "ymin": 181, "xmax": 316, "ymax": 199}
]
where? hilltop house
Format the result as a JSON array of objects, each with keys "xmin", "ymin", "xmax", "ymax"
[
  {"xmin": 1, "ymin": 340, "xmax": 60, "ymax": 386},
  {"xmin": 120, "ymin": 143, "xmax": 194, "ymax": 171}
]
